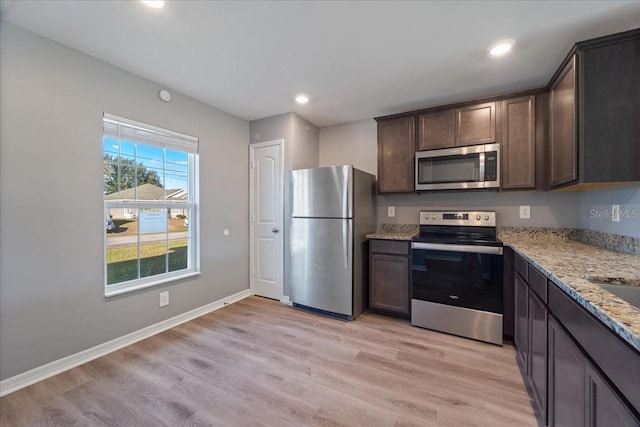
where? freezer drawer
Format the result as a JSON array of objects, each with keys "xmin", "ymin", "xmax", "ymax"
[
  {"xmin": 290, "ymin": 217, "xmax": 353, "ymax": 316},
  {"xmin": 290, "ymin": 165, "xmax": 353, "ymax": 218}
]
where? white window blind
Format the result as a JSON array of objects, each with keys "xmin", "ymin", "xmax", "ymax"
[{"xmin": 103, "ymin": 113, "xmax": 199, "ymax": 154}]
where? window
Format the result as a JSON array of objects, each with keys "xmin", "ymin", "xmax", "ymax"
[{"xmin": 103, "ymin": 113, "xmax": 199, "ymax": 296}]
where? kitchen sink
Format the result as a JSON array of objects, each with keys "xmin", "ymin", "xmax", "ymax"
[{"xmin": 582, "ymin": 275, "xmax": 640, "ymax": 309}]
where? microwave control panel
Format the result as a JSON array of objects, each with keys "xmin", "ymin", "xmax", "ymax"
[{"xmin": 485, "ymin": 152, "xmax": 498, "ymax": 181}]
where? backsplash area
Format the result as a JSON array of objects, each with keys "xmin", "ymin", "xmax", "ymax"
[
  {"xmin": 574, "ymin": 229, "xmax": 640, "ymax": 255},
  {"xmin": 497, "ymin": 227, "xmax": 640, "ymax": 255},
  {"xmin": 376, "ymin": 191, "xmax": 581, "ymax": 229},
  {"xmin": 580, "ymin": 186, "xmax": 640, "ymax": 238}
]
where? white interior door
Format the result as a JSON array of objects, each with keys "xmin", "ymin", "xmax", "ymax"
[{"xmin": 250, "ymin": 140, "xmax": 283, "ymax": 300}]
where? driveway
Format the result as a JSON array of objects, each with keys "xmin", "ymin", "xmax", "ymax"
[{"xmin": 107, "ymin": 231, "xmax": 188, "ymax": 247}]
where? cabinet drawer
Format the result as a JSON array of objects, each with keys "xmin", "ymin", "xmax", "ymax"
[
  {"xmin": 515, "ymin": 253, "xmax": 528, "ymax": 281},
  {"xmin": 528, "ymin": 265, "xmax": 547, "ymax": 304},
  {"xmin": 370, "ymin": 240, "xmax": 410, "ymax": 256}
]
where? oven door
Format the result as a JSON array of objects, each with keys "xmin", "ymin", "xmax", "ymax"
[{"xmin": 411, "ymin": 242, "xmax": 503, "ymax": 314}]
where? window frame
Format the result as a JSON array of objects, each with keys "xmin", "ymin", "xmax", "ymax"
[{"xmin": 103, "ymin": 113, "xmax": 199, "ymax": 297}]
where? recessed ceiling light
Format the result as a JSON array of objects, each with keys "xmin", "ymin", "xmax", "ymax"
[
  {"xmin": 142, "ymin": 0, "xmax": 165, "ymax": 8},
  {"xmin": 489, "ymin": 39, "xmax": 515, "ymax": 57},
  {"xmin": 295, "ymin": 94, "xmax": 309, "ymax": 104}
]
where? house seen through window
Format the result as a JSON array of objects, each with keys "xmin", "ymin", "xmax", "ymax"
[{"xmin": 103, "ymin": 113, "xmax": 199, "ymax": 296}]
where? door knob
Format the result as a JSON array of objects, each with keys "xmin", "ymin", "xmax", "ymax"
[{"xmin": 272, "ymin": 227, "xmax": 279, "ymax": 233}]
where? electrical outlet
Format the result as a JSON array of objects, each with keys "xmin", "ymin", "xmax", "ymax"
[
  {"xmin": 388, "ymin": 206, "xmax": 395, "ymax": 217},
  {"xmin": 612, "ymin": 204, "xmax": 620, "ymax": 222},
  {"xmin": 159, "ymin": 291, "xmax": 169, "ymax": 307},
  {"xmin": 519, "ymin": 205, "xmax": 531, "ymax": 219}
]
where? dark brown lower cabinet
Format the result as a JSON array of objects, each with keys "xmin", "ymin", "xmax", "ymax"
[
  {"xmin": 529, "ymin": 292, "xmax": 548, "ymax": 424},
  {"xmin": 515, "ymin": 268, "xmax": 548, "ymax": 424},
  {"xmin": 585, "ymin": 361, "xmax": 640, "ymax": 427},
  {"xmin": 514, "ymin": 273, "xmax": 529, "ymax": 370},
  {"xmin": 548, "ymin": 315, "xmax": 585, "ymax": 427},
  {"xmin": 369, "ymin": 240, "xmax": 410, "ymax": 318},
  {"xmin": 515, "ymin": 251, "xmax": 640, "ymax": 427}
]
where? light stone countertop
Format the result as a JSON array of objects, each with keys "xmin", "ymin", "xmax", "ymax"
[
  {"xmin": 366, "ymin": 224, "xmax": 419, "ymax": 241},
  {"xmin": 499, "ymin": 229, "xmax": 640, "ymax": 353}
]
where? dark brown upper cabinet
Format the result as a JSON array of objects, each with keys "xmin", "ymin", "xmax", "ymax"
[
  {"xmin": 501, "ymin": 96, "xmax": 536, "ymax": 190},
  {"xmin": 548, "ymin": 31, "xmax": 640, "ymax": 190},
  {"xmin": 456, "ymin": 102, "xmax": 496, "ymax": 146},
  {"xmin": 549, "ymin": 57, "xmax": 577, "ymax": 188},
  {"xmin": 376, "ymin": 116, "xmax": 415, "ymax": 193},
  {"xmin": 418, "ymin": 102, "xmax": 496, "ymax": 150},
  {"xmin": 418, "ymin": 110, "xmax": 455, "ymax": 150}
]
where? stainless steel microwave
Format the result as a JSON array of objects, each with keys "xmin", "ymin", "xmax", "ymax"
[{"xmin": 415, "ymin": 143, "xmax": 500, "ymax": 191}]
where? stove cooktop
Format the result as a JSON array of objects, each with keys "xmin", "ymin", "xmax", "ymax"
[{"xmin": 415, "ymin": 210, "xmax": 502, "ymax": 247}]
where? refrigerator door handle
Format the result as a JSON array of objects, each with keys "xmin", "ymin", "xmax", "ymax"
[
  {"xmin": 342, "ymin": 220, "xmax": 349, "ymax": 269},
  {"xmin": 342, "ymin": 171, "xmax": 349, "ymax": 218}
]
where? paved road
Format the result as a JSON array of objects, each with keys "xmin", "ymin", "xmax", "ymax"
[{"xmin": 107, "ymin": 231, "xmax": 188, "ymax": 247}]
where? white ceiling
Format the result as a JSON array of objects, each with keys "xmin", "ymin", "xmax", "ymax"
[{"xmin": 1, "ymin": 1, "xmax": 639, "ymax": 127}]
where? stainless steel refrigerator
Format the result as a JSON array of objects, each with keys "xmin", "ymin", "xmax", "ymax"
[{"xmin": 289, "ymin": 165, "xmax": 375, "ymax": 319}]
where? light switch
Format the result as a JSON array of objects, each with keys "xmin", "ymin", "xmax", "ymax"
[
  {"xmin": 388, "ymin": 206, "xmax": 395, "ymax": 217},
  {"xmin": 519, "ymin": 205, "xmax": 531, "ymax": 219}
]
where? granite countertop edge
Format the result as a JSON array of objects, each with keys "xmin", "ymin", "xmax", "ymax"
[
  {"xmin": 366, "ymin": 224, "xmax": 420, "ymax": 241},
  {"xmin": 505, "ymin": 241, "xmax": 640, "ymax": 353},
  {"xmin": 365, "ymin": 232, "xmax": 418, "ymax": 241}
]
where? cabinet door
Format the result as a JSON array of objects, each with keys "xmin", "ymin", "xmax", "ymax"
[
  {"xmin": 548, "ymin": 315, "xmax": 585, "ymax": 427},
  {"xmin": 529, "ymin": 292, "xmax": 548, "ymax": 425},
  {"xmin": 370, "ymin": 253, "xmax": 410, "ymax": 315},
  {"xmin": 377, "ymin": 116, "xmax": 416, "ymax": 193},
  {"xmin": 580, "ymin": 39, "xmax": 640, "ymax": 184},
  {"xmin": 549, "ymin": 56, "xmax": 578, "ymax": 188},
  {"xmin": 514, "ymin": 273, "xmax": 529, "ymax": 372},
  {"xmin": 455, "ymin": 102, "xmax": 496, "ymax": 146},
  {"xmin": 501, "ymin": 96, "xmax": 536, "ymax": 189},
  {"xmin": 585, "ymin": 362, "xmax": 640, "ymax": 427},
  {"xmin": 418, "ymin": 110, "xmax": 455, "ymax": 150}
]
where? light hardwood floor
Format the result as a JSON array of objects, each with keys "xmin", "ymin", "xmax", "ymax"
[{"xmin": 0, "ymin": 296, "xmax": 537, "ymax": 426}]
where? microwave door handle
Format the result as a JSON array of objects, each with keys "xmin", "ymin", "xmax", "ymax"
[{"xmin": 478, "ymin": 152, "xmax": 485, "ymax": 182}]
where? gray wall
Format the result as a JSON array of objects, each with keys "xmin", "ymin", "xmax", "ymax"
[
  {"xmin": 292, "ymin": 114, "xmax": 320, "ymax": 170},
  {"xmin": 249, "ymin": 113, "xmax": 319, "ymax": 297},
  {"xmin": 0, "ymin": 24, "xmax": 250, "ymax": 380},
  {"xmin": 318, "ymin": 118, "xmax": 582, "ymax": 229},
  {"xmin": 319, "ymin": 119, "xmax": 377, "ymax": 176},
  {"xmin": 250, "ymin": 113, "xmax": 294, "ymax": 147},
  {"xmin": 377, "ymin": 192, "xmax": 581, "ymax": 228},
  {"xmin": 580, "ymin": 186, "xmax": 640, "ymax": 238}
]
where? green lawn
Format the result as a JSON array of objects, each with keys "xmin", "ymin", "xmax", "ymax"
[{"xmin": 107, "ymin": 239, "xmax": 188, "ymax": 285}]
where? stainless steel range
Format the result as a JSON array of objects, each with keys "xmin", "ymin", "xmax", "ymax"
[{"xmin": 411, "ymin": 211, "xmax": 503, "ymax": 345}]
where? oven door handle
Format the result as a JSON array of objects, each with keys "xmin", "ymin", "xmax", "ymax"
[{"xmin": 411, "ymin": 242, "xmax": 503, "ymax": 255}]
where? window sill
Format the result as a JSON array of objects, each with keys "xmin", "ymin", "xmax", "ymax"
[{"xmin": 104, "ymin": 270, "xmax": 201, "ymax": 298}]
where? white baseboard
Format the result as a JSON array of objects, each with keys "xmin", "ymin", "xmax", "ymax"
[
  {"xmin": 0, "ymin": 288, "xmax": 252, "ymax": 397},
  {"xmin": 280, "ymin": 295, "xmax": 293, "ymax": 306}
]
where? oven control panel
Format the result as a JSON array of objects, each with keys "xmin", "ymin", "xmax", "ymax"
[{"xmin": 419, "ymin": 211, "xmax": 496, "ymax": 227}]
